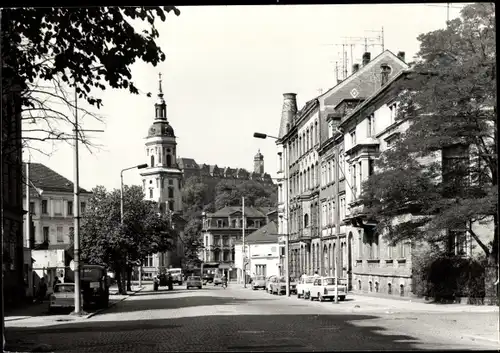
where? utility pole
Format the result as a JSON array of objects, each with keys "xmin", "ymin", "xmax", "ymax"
[
  {"xmin": 73, "ymin": 85, "xmax": 82, "ymax": 315},
  {"xmin": 242, "ymin": 196, "xmax": 246, "ymax": 288},
  {"xmin": 447, "ymin": 3, "xmax": 450, "ymax": 23},
  {"xmin": 25, "ymin": 158, "xmax": 30, "ymax": 248},
  {"xmin": 334, "ymin": 146, "xmax": 341, "ymax": 304}
]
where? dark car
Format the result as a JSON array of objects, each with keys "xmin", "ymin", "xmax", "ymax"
[{"xmin": 202, "ymin": 273, "xmax": 214, "ymax": 284}]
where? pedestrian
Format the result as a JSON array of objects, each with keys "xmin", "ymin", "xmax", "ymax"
[
  {"xmin": 52, "ymin": 276, "xmax": 60, "ymax": 292},
  {"xmin": 37, "ymin": 277, "xmax": 47, "ymax": 303}
]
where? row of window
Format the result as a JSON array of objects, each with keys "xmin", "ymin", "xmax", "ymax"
[
  {"xmin": 29, "ymin": 200, "xmax": 86, "ymax": 216},
  {"xmin": 204, "ymin": 249, "xmax": 235, "ymax": 262},
  {"xmin": 32, "ymin": 225, "xmax": 73, "ymax": 244},
  {"xmin": 320, "ymin": 197, "xmax": 346, "ymax": 227},
  {"xmin": 205, "ymin": 235, "xmax": 235, "ymax": 247},
  {"xmin": 204, "ymin": 218, "xmax": 263, "ymax": 229},
  {"xmin": 288, "ymin": 120, "xmax": 320, "ymax": 164},
  {"xmin": 143, "ymin": 178, "xmax": 175, "ymax": 189}
]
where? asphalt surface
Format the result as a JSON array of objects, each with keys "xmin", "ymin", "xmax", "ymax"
[{"xmin": 5, "ymin": 284, "xmax": 499, "ymax": 352}]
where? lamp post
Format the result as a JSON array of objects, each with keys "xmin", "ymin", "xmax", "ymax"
[
  {"xmin": 253, "ymin": 132, "xmax": 290, "ymax": 297},
  {"xmin": 120, "ymin": 163, "xmax": 148, "ymax": 289},
  {"xmin": 72, "ymin": 86, "xmax": 104, "ymax": 315}
]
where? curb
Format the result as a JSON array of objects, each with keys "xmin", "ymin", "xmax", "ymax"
[
  {"xmin": 461, "ymin": 334, "xmax": 499, "ymax": 345},
  {"xmin": 85, "ymin": 286, "xmax": 144, "ymax": 319}
]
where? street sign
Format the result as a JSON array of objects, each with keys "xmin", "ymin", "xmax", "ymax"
[{"xmin": 69, "ymin": 260, "xmax": 75, "ymax": 271}]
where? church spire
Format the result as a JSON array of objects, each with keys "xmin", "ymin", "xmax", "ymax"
[
  {"xmin": 155, "ymin": 72, "xmax": 167, "ymax": 120},
  {"xmin": 158, "ymin": 72, "xmax": 163, "ymax": 96}
]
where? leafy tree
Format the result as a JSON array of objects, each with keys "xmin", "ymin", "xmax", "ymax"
[
  {"xmin": 182, "ymin": 218, "xmax": 204, "ymax": 272},
  {"xmin": 214, "ymin": 179, "xmax": 277, "ymax": 209},
  {"xmin": 360, "ymin": 3, "xmax": 497, "ymax": 299},
  {"xmin": 80, "ymin": 185, "xmax": 175, "ymax": 294},
  {"xmin": 1, "ymin": 6, "xmax": 180, "ymax": 155}
]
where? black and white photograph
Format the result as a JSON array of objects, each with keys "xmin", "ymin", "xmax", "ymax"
[{"xmin": 1, "ymin": 3, "xmax": 498, "ymax": 352}]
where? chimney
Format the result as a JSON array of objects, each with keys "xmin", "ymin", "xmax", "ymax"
[
  {"xmin": 397, "ymin": 51, "xmax": 406, "ymax": 62},
  {"xmin": 362, "ymin": 52, "xmax": 371, "ymax": 66},
  {"xmin": 281, "ymin": 93, "xmax": 297, "ymax": 134},
  {"xmin": 352, "ymin": 63, "xmax": 360, "ymax": 74},
  {"xmin": 380, "ymin": 64, "xmax": 391, "ymax": 86}
]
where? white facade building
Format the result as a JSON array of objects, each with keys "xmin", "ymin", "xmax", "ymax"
[{"xmin": 22, "ymin": 162, "xmax": 92, "ymax": 295}]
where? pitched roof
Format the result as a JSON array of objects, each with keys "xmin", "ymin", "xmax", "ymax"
[
  {"xmin": 208, "ymin": 206, "xmax": 269, "ymax": 218},
  {"xmin": 177, "ymin": 158, "xmax": 199, "ymax": 169},
  {"xmin": 238, "ymin": 221, "xmax": 279, "ymax": 244},
  {"xmin": 339, "ymin": 68, "xmax": 412, "ymax": 127},
  {"xmin": 22, "ymin": 163, "xmax": 90, "ymax": 196}
]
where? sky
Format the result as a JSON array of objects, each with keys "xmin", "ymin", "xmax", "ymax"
[{"xmin": 26, "ymin": 3, "xmax": 468, "ymax": 192}]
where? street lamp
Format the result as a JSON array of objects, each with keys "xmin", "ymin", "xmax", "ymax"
[
  {"xmin": 253, "ymin": 131, "xmax": 290, "ymax": 297},
  {"xmin": 120, "ymin": 163, "xmax": 148, "ymax": 289}
]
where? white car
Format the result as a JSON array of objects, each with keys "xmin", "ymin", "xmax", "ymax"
[
  {"xmin": 186, "ymin": 276, "xmax": 202, "ymax": 289},
  {"xmin": 297, "ymin": 275, "xmax": 316, "ymax": 299},
  {"xmin": 307, "ymin": 277, "xmax": 347, "ymax": 302},
  {"xmin": 49, "ymin": 283, "xmax": 83, "ymax": 312}
]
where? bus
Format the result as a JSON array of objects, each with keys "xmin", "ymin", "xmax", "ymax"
[{"xmin": 166, "ymin": 268, "xmax": 183, "ymax": 285}]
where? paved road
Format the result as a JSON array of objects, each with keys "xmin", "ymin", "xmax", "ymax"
[{"xmin": 5, "ymin": 284, "xmax": 499, "ymax": 352}]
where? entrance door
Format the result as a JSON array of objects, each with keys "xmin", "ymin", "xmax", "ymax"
[{"xmin": 348, "ymin": 232, "xmax": 353, "ymax": 291}]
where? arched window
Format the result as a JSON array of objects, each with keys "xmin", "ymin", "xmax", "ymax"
[
  {"xmin": 358, "ymin": 280, "xmax": 362, "ymax": 290},
  {"xmin": 311, "ymin": 165, "xmax": 315, "ymax": 188},
  {"xmin": 304, "ymin": 214, "xmax": 309, "ymax": 228},
  {"xmin": 166, "ymin": 154, "xmax": 172, "ymax": 167},
  {"xmin": 400, "ymin": 284, "xmax": 405, "ymax": 297},
  {"xmin": 388, "ymin": 283, "xmax": 392, "ymax": 294},
  {"xmin": 150, "ymin": 155, "xmax": 155, "ymax": 167}
]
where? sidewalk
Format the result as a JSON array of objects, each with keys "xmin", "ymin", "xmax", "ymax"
[
  {"xmin": 5, "ymin": 285, "xmax": 144, "ymax": 327},
  {"xmin": 235, "ymin": 285, "xmax": 500, "ymax": 314}
]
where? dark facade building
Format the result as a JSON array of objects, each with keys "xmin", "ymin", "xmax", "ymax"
[{"xmin": 1, "ymin": 67, "xmax": 26, "ymax": 306}]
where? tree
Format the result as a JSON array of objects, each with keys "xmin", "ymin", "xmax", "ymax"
[
  {"xmin": 360, "ymin": 3, "xmax": 497, "ymax": 300},
  {"xmin": 80, "ymin": 185, "xmax": 175, "ymax": 294},
  {"xmin": 214, "ymin": 179, "xmax": 277, "ymax": 209},
  {"xmin": 1, "ymin": 7, "xmax": 180, "ymax": 155}
]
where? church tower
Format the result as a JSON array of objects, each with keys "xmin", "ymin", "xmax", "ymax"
[
  {"xmin": 140, "ymin": 74, "xmax": 184, "ymax": 269},
  {"xmin": 253, "ymin": 149, "xmax": 264, "ymax": 175},
  {"xmin": 141, "ymin": 73, "xmax": 183, "ymax": 213}
]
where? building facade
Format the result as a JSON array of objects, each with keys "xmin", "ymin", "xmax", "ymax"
[
  {"xmin": 22, "ymin": 163, "xmax": 92, "ymax": 294},
  {"xmin": 201, "ymin": 206, "xmax": 275, "ymax": 280},
  {"xmin": 140, "ymin": 75, "xmax": 185, "ymax": 277},
  {"xmin": 234, "ymin": 219, "xmax": 280, "ymax": 282},
  {"xmin": 277, "ymin": 50, "xmax": 409, "ymax": 284}
]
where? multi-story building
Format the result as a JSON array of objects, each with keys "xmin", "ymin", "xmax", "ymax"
[
  {"xmin": 201, "ymin": 206, "xmax": 275, "ymax": 280},
  {"xmin": 22, "ymin": 162, "xmax": 92, "ymax": 293},
  {"xmin": 277, "ymin": 50, "xmax": 408, "ymax": 283},
  {"xmin": 337, "ymin": 62, "xmax": 495, "ymax": 298},
  {"xmin": 234, "ymin": 217, "xmax": 280, "ymax": 281},
  {"xmin": 140, "ymin": 75, "xmax": 185, "ymax": 277}
]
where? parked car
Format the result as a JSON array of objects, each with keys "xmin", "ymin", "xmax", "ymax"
[
  {"xmin": 202, "ymin": 273, "xmax": 214, "ymax": 284},
  {"xmin": 251, "ymin": 275, "xmax": 266, "ymax": 290},
  {"xmin": 297, "ymin": 275, "xmax": 316, "ymax": 299},
  {"xmin": 49, "ymin": 283, "xmax": 83, "ymax": 313},
  {"xmin": 307, "ymin": 277, "xmax": 347, "ymax": 302},
  {"xmin": 266, "ymin": 275, "xmax": 277, "ymax": 293},
  {"xmin": 270, "ymin": 276, "xmax": 298, "ymax": 295},
  {"xmin": 186, "ymin": 276, "xmax": 203, "ymax": 289},
  {"xmin": 213, "ymin": 274, "xmax": 222, "ymax": 286}
]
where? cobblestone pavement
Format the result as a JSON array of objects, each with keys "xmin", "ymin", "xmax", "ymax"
[{"xmin": 5, "ymin": 284, "xmax": 499, "ymax": 352}]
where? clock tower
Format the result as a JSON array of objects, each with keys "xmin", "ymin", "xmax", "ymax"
[{"xmin": 141, "ymin": 73, "xmax": 184, "ymax": 269}]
